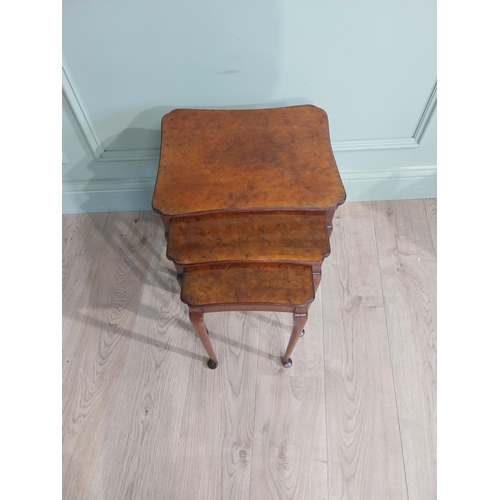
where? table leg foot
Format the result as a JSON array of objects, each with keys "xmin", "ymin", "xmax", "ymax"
[
  {"xmin": 282, "ymin": 311, "xmax": 308, "ymax": 365},
  {"xmin": 300, "ymin": 329, "xmax": 305, "ymax": 337},
  {"xmin": 189, "ymin": 309, "xmax": 219, "ymax": 368}
]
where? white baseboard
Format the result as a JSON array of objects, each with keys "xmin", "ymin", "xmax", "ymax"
[
  {"xmin": 62, "ymin": 179, "xmax": 156, "ymax": 214},
  {"xmin": 62, "ymin": 166, "xmax": 436, "ymax": 214},
  {"xmin": 340, "ymin": 165, "xmax": 436, "ymax": 202}
]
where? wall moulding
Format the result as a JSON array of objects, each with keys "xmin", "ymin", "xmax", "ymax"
[{"xmin": 62, "ymin": 62, "xmax": 436, "ymax": 162}]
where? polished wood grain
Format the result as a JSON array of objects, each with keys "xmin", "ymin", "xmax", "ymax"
[
  {"xmin": 282, "ymin": 312, "xmax": 308, "ymax": 368},
  {"xmin": 323, "ymin": 216, "xmax": 407, "ymax": 500},
  {"xmin": 62, "ymin": 201, "xmax": 436, "ymax": 500},
  {"xmin": 373, "ymin": 200, "xmax": 437, "ymax": 500},
  {"xmin": 152, "ymin": 105, "xmax": 346, "ymax": 216},
  {"xmin": 189, "ymin": 309, "xmax": 219, "ymax": 368},
  {"xmin": 250, "ymin": 376, "xmax": 328, "ymax": 499},
  {"xmin": 167, "ymin": 210, "xmax": 330, "ymax": 266},
  {"xmin": 181, "ymin": 263, "xmax": 315, "ymax": 308}
]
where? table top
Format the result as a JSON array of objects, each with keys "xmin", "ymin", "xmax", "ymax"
[
  {"xmin": 181, "ymin": 263, "xmax": 315, "ymax": 308},
  {"xmin": 167, "ymin": 211, "xmax": 330, "ymax": 266},
  {"xmin": 152, "ymin": 105, "xmax": 346, "ymax": 217}
]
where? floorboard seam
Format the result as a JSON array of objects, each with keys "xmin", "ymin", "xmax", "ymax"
[{"xmin": 370, "ymin": 201, "xmax": 411, "ymax": 500}]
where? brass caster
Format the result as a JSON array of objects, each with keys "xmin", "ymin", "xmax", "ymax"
[
  {"xmin": 282, "ymin": 358, "xmax": 293, "ymax": 368},
  {"xmin": 207, "ymin": 359, "xmax": 218, "ymax": 369}
]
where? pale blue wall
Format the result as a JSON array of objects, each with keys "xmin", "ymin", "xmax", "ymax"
[{"xmin": 62, "ymin": 0, "xmax": 436, "ymax": 213}]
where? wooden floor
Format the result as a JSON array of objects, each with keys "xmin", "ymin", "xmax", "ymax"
[{"xmin": 62, "ymin": 200, "xmax": 436, "ymax": 500}]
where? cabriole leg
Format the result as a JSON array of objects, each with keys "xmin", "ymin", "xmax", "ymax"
[
  {"xmin": 282, "ymin": 310, "xmax": 309, "ymax": 368},
  {"xmin": 189, "ymin": 309, "xmax": 219, "ymax": 369}
]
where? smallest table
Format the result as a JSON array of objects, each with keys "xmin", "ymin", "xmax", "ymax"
[{"xmin": 181, "ymin": 263, "xmax": 315, "ymax": 369}]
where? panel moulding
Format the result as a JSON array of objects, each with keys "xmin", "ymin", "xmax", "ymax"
[
  {"xmin": 413, "ymin": 82, "xmax": 437, "ymax": 144},
  {"xmin": 62, "ymin": 63, "xmax": 104, "ymax": 160},
  {"xmin": 62, "ymin": 61, "xmax": 436, "ymax": 162}
]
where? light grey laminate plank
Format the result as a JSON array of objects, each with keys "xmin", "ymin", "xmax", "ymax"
[
  {"xmin": 322, "ymin": 216, "xmax": 407, "ymax": 500},
  {"xmin": 62, "ymin": 211, "xmax": 158, "ymax": 500},
  {"xmin": 62, "ymin": 213, "xmax": 110, "ymax": 350},
  {"xmin": 424, "ymin": 198, "xmax": 437, "ymax": 256},
  {"xmin": 250, "ymin": 376, "xmax": 328, "ymax": 500},
  {"xmin": 168, "ymin": 310, "xmax": 260, "ymax": 500},
  {"xmin": 334, "ymin": 201, "xmax": 374, "ymax": 221},
  {"xmin": 372, "ymin": 200, "xmax": 437, "ymax": 500},
  {"xmin": 87, "ymin": 215, "xmax": 198, "ymax": 500}
]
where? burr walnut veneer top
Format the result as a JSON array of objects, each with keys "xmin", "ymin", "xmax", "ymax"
[
  {"xmin": 181, "ymin": 263, "xmax": 315, "ymax": 308},
  {"xmin": 167, "ymin": 211, "xmax": 330, "ymax": 266},
  {"xmin": 152, "ymin": 106, "xmax": 346, "ymax": 216}
]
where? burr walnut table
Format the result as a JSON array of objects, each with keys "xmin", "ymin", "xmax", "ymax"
[{"xmin": 152, "ymin": 105, "xmax": 346, "ymax": 369}]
